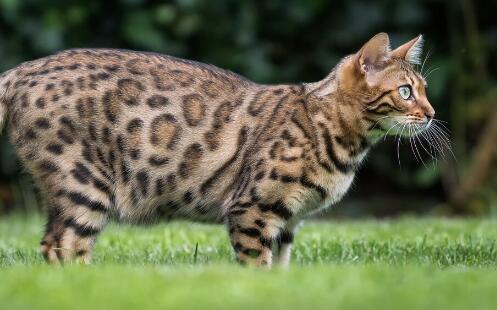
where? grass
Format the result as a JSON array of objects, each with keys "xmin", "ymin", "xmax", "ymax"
[{"xmin": 1, "ymin": 214, "xmax": 497, "ymax": 309}]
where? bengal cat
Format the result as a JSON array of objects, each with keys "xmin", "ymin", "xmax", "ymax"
[{"xmin": 0, "ymin": 33, "xmax": 434, "ymax": 266}]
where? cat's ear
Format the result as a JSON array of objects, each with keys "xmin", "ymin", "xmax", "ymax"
[
  {"xmin": 391, "ymin": 34, "xmax": 424, "ymax": 65},
  {"xmin": 356, "ymin": 32, "xmax": 391, "ymax": 75}
]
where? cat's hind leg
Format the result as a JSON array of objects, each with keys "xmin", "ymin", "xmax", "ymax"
[
  {"xmin": 40, "ymin": 190, "xmax": 110, "ymax": 264},
  {"xmin": 37, "ymin": 155, "xmax": 112, "ymax": 264}
]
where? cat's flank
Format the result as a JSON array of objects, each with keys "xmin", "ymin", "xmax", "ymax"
[{"xmin": 0, "ymin": 33, "xmax": 434, "ymax": 266}]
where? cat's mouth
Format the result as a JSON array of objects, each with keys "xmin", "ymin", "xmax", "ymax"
[
  {"xmin": 377, "ymin": 116, "xmax": 432, "ymax": 137},
  {"xmin": 403, "ymin": 118, "xmax": 432, "ymax": 137}
]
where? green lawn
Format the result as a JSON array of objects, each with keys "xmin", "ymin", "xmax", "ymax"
[{"xmin": 1, "ymin": 215, "xmax": 497, "ymax": 309}]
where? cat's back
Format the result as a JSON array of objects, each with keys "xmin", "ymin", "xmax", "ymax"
[
  {"xmin": 7, "ymin": 48, "xmax": 252, "ymax": 86},
  {"xmin": 2, "ymin": 48, "xmax": 254, "ymax": 115},
  {"xmin": 3, "ymin": 48, "xmax": 258, "ymax": 155}
]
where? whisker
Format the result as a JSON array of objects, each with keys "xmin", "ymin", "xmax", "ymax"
[
  {"xmin": 410, "ymin": 125, "xmax": 427, "ymax": 167},
  {"xmin": 420, "ymin": 130, "xmax": 440, "ymax": 162},
  {"xmin": 431, "ymin": 123, "xmax": 452, "ymax": 146},
  {"xmin": 431, "ymin": 125, "xmax": 457, "ymax": 162},
  {"xmin": 432, "ymin": 118, "xmax": 449, "ymax": 124},
  {"xmin": 427, "ymin": 127, "xmax": 447, "ymax": 158},
  {"xmin": 383, "ymin": 121, "xmax": 402, "ymax": 140},
  {"xmin": 381, "ymin": 117, "xmax": 454, "ymax": 167},
  {"xmin": 420, "ymin": 48, "xmax": 432, "ymax": 77},
  {"xmin": 368, "ymin": 115, "xmax": 392, "ymax": 131},
  {"xmin": 429, "ymin": 125, "xmax": 456, "ymax": 161},
  {"xmin": 424, "ymin": 67, "xmax": 440, "ymax": 80},
  {"xmin": 411, "ymin": 125, "xmax": 428, "ymax": 167},
  {"xmin": 422, "ymin": 64, "xmax": 433, "ymax": 78},
  {"xmin": 420, "ymin": 132, "xmax": 438, "ymax": 167},
  {"xmin": 414, "ymin": 126, "xmax": 436, "ymax": 160},
  {"xmin": 432, "ymin": 119, "xmax": 451, "ymax": 134},
  {"xmin": 396, "ymin": 123, "xmax": 408, "ymax": 167}
]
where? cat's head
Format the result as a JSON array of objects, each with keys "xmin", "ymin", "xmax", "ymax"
[{"xmin": 339, "ymin": 33, "xmax": 435, "ymax": 138}]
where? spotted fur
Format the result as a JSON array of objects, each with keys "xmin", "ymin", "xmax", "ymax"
[{"xmin": 0, "ymin": 33, "xmax": 434, "ymax": 267}]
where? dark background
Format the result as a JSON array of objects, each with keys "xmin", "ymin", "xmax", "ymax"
[{"xmin": 0, "ymin": 0, "xmax": 495, "ymax": 217}]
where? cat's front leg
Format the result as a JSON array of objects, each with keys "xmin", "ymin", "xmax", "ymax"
[
  {"xmin": 226, "ymin": 200, "xmax": 292, "ymax": 267},
  {"xmin": 274, "ymin": 220, "xmax": 300, "ymax": 267}
]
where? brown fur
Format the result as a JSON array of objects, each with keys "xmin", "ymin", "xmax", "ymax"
[{"xmin": 0, "ymin": 33, "xmax": 434, "ymax": 266}]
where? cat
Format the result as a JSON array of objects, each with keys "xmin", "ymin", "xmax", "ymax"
[{"xmin": 0, "ymin": 32, "xmax": 434, "ymax": 266}]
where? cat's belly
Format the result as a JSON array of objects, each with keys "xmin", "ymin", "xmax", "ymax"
[{"xmin": 113, "ymin": 178, "xmax": 229, "ymax": 223}]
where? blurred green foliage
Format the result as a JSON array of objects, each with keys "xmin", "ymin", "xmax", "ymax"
[{"xmin": 0, "ymin": 0, "xmax": 495, "ymax": 215}]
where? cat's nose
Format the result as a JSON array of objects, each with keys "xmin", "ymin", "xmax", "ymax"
[{"xmin": 424, "ymin": 103, "xmax": 435, "ymax": 120}]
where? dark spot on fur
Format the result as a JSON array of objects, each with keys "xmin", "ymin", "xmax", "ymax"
[
  {"xmin": 146, "ymin": 95, "xmax": 170, "ymax": 109},
  {"xmin": 68, "ymin": 64, "xmax": 80, "ymax": 70},
  {"xmin": 102, "ymin": 127, "xmax": 111, "ymax": 143},
  {"xmin": 136, "ymin": 170, "xmax": 150, "ymax": 196},
  {"xmin": 183, "ymin": 191, "xmax": 194, "ymax": 204},
  {"xmin": 59, "ymin": 117, "xmax": 76, "ymax": 132},
  {"xmin": 61, "ymin": 80, "xmax": 74, "ymax": 96},
  {"xmin": 254, "ymin": 219, "xmax": 266, "ymax": 228},
  {"xmin": 254, "ymin": 171, "xmax": 265, "ymax": 181},
  {"xmin": 88, "ymin": 124, "xmax": 98, "ymax": 141},
  {"xmin": 239, "ymin": 228, "xmax": 261, "ymax": 237},
  {"xmin": 97, "ymin": 72, "xmax": 110, "ymax": 80},
  {"xmin": 121, "ymin": 160, "xmax": 131, "ymax": 183},
  {"xmin": 182, "ymin": 94, "xmax": 206, "ymax": 127},
  {"xmin": 127, "ymin": 119, "xmax": 143, "ymax": 133},
  {"xmin": 130, "ymin": 149, "xmax": 141, "ymax": 160},
  {"xmin": 76, "ymin": 77, "xmax": 85, "ymax": 90},
  {"xmin": 67, "ymin": 191, "xmax": 107, "ymax": 213},
  {"xmin": 46, "ymin": 143, "xmax": 64, "ymax": 155},
  {"xmin": 167, "ymin": 174, "xmax": 177, "ymax": 191},
  {"xmin": 148, "ymin": 155, "xmax": 169, "ymax": 166},
  {"xmin": 57, "ymin": 129, "xmax": 74, "ymax": 144},
  {"xmin": 35, "ymin": 97, "xmax": 46, "ymax": 109},
  {"xmin": 155, "ymin": 178, "xmax": 166, "ymax": 196},
  {"xmin": 38, "ymin": 160, "xmax": 59, "ymax": 174},
  {"xmin": 70, "ymin": 162, "xmax": 92, "ymax": 184},
  {"xmin": 178, "ymin": 143, "xmax": 204, "ymax": 178},
  {"xmin": 116, "ymin": 135, "xmax": 126, "ymax": 153},
  {"xmin": 52, "ymin": 94, "xmax": 60, "ymax": 102},
  {"xmin": 92, "ymin": 178, "xmax": 111, "ymax": 197},
  {"xmin": 116, "ymin": 78, "xmax": 145, "ymax": 106},
  {"xmin": 25, "ymin": 129, "xmax": 37, "ymax": 140},
  {"xmin": 102, "ymin": 90, "xmax": 118, "ymax": 123},
  {"xmin": 280, "ymin": 175, "xmax": 298, "ymax": 183},
  {"xmin": 81, "ymin": 140, "xmax": 94, "ymax": 163},
  {"xmin": 35, "ymin": 118, "xmax": 50, "ymax": 129},
  {"xmin": 150, "ymin": 114, "xmax": 181, "ymax": 149},
  {"xmin": 104, "ymin": 64, "xmax": 120, "ymax": 72}
]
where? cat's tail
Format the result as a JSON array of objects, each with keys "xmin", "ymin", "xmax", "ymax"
[{"xmin": 0, "ymin": 69, "xmax": 14, "ymax": 132}]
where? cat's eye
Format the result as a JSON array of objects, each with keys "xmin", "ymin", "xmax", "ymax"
[{"xmin": 398, "ymin": 85, "xmax": 411, "ymax": 100}]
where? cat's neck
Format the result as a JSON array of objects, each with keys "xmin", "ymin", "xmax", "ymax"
[
  {"xmin": 302, "ymin": 69, "xmax": 372, "ymax": 173},
  {"xmin": 304, "ymin": 70, "xmax": 339, "ymax": 99}
]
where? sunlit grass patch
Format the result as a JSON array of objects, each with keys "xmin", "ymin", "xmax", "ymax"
[{"xmin": 1, "ymin": 215, "xmax": 497, "ymax": 309}]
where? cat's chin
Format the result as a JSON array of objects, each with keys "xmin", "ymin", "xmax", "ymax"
[
  {"xmin": 397, "ymin": 122, "xmax": 430, "ymax": 137},
  {"xmin": 371, "ymin": 120, "xmax": 430, "ymax": 139}
]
